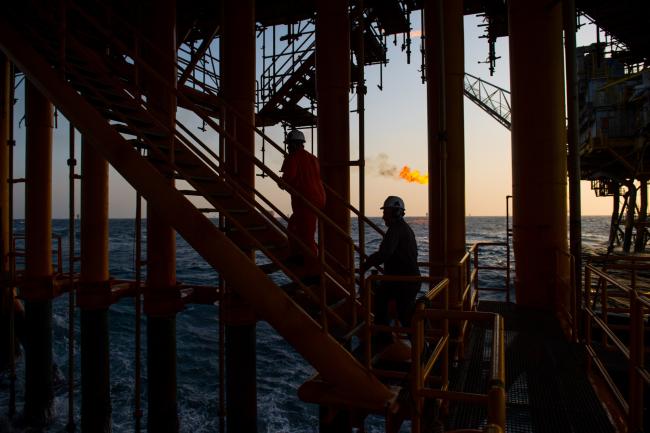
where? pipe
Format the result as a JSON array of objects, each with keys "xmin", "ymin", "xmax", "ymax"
[
  {"xmin": 66, "ymin": 123, "xmax": 75, "ymax": 432},
  {"xmin": 221, "ymin": 1, "xmax": 257, "ymax": 432},
  {"xmin": 316, "ymin": 0, "xmax": 351, "ymax": 269},
  {"xmin": 425, "ymin": 0, "xmax": 447, "ymax": 278},
  {"xmin": 23, "ymin": 79, "xmax": 54, "ymax": 428},
  {"xmin": 443, "ymin": 0, "xmax": 465, "ymax": 306},
  {"xmin": 315, "ymin": 1, "xmax": 352, "ymax": 429},
  {"xmin": 133, "ymin": 192, "xmax": 143, "ymax": 432},
  {"xmin": 564, "ymin": 0, "xmax": 583, "ymax": 317},
  {"xmin": 0, "ymin": 54, "xmax": 12, "ymax": 375},
  {"xmin": 80, "ymin": 136, "xmax": 111, "ymax": 432},
  {"xmin": 357, "ymin": 0, "xmax": 366, "ymax": 285},
  {"xmin": 142, "ymin": 0, "xmax": 179, "ymax": 431}
]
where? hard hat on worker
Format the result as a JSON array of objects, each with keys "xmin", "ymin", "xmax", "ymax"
[
  {"xmin": 381, "ymin": 196, "xmax": 405, "ymax": 211},
  {"xmin": 285, "ymin": 129, "xmax": 305, "ymax": 144}
]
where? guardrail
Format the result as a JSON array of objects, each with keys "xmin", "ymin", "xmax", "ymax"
[
  {"xmin": 584, "ymin": 263, "xmax": 648, "ymax": 432},
  {"xmin": 12, "ymin": 233, "xmax": 64, "ymax": 274},
  {"xmin": 361, "ymin": 274, "xmax": 505, "ymax": 433},
  {"xmin": 412, "ymin": 309, "xmax": 506, "ymax": 433},
  {"xmin": 470, "ymin": 242, "xmax": 511, "ymax": 303}
]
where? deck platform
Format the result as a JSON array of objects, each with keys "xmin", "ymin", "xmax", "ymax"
[{"xmin": 448, "ymin": 301, "xmax": 615, "ymax": 432}]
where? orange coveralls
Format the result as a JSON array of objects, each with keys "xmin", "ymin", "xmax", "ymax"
[{"xmin": 281, "ymin": 148, "xmax": 326, "ymax": 257}]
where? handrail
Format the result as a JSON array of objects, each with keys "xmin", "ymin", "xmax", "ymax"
[
  {"xmin": 184, "ymin": 72, "xmax": 387, "ymax": 239},
  {"xmin": 472, "ymin": 241, "xmax": 511, "ymax": 303},
  {"xmin": 57, "ymin": 0, "xmax": 374, "ymax": 334},
  {"xmin": 12, "ymin": 234, "xmax": 64, "ymax": 274},
  {"xmin": 79, "ymin": 1, "xmax": 385, "ymax": 258},
  {"xmin": 412, "ymin": 308, "xmax": 506, "ymax": 433},
  {"xmin": 64, "ymin": 1, "xmax": 361, "ymax": 265},
  {"xmin": 583, "ymin": 263, "xmax": 648, "ymax": 431},
  {"xmin": 362, "ymin": 274, "xmax": 446, "ymax": 373}
]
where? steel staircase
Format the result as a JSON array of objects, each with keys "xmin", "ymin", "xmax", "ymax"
[
  {"xmin": 0, "ymin": 2, "xmax": 395, "ymax": 410},
  {"xmin": 256, "ymin": 20, "xmax": 318, "ymax": 128},
  {"xmin": 256, "ymin": 8, "xmax": 387, "ymax": 128}
]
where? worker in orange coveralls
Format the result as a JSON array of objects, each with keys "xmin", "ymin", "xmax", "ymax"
[{"xmin": 280, "ymin": 129, "xmax": 326, "ymax": 267}]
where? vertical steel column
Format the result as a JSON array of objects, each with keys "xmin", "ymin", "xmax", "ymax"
[
  {"xmin": 424, "ymin": 0, "xmax": 447, "ymax": 278},
  {"xmin": 634, "ymin": 179, "xmax": 647, "ymax": 252},
  {"xmin": 443, "ymin": 0, "xmax": 465, "ymax": 306},
  {"xmin": 508, "ymin": 0, "xmax": 568, "ymax": 308},
  {"xmin": 357, "ymin": 0, "xmax": 366, "ymax": 280},
  {"xmin": 0, "ymin": 54, "xmax": 12, "ymax": 371},
  {"xmin": 316, "ymin": 0, "xmax": 351, "ymax": 267},
  {"xmin": 315, "ymin": 1, "xmax": 351, "ymax": 430},
  {"xmin": 23, "ymin": 80, "xmax": 54, "ymax": 427},
  {"xmin": 608, "ymin": 184, "xmax": 620, "ymax": 252},
  {"xmin": 221, "ymin": 1, "xmax": 257, "ymax": 432},
  {"xmin": 623, "ymin": 183, "xmax": 636, "ymax": 253},
  {"xmin": 564, "ymin": 0, "xmax": 583, "ymax": 314},
  {"xmin": 80, "ymin": 137, "xmax": 111, "ymax": 432},
  {"xmin": 142, "ymin": 1, "xmax": 179, "ymax": 432}
]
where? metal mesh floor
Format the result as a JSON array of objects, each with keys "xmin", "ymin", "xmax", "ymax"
[{"xmin": 447, "ymin": 301, "xmax": 614, "ymax": 433}]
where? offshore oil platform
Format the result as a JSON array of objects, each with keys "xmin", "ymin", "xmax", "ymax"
[{"xmin": 0, "ymin": 0, "xmax": 649, "ymax": 432}]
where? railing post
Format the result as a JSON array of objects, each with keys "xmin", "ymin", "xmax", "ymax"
[
  {"xmin": 629, "ymin": 292, "xmax": 643, "ymax": 432},
  {"xmin": 570, "ymin": 255, "xmax": 577, "ymax": 341},
  {"xmin": 319, "ymin": 219, "xmax": 328, "ymax": 333},
  {"xmin": 364, "ymin": 273, "xmax": 375, "ymax": 370},
  {"xmin": 600, "ymin": 275, "xmax": 609, "ymax": 348},
  {"xmin": 348, "ymin": 241, "xmax": 356, "ymax": 328},
  {"xmin": 585, "ymin": 266, "xmax": 593, "ymax": 371},
  {"xmin": 411, "ymin": 303, "xmax": 424, "ymax": 433},
  {"xmin": 443, "ymin": 280, "xmax": 449, "ymax": 392},
  {"xmin": 488, "ymin": 315, "xmax": 506, "ymax": 430},
  {"xmin": 473, "ymin": 245, "xmax": 479, "ymax": 301}
]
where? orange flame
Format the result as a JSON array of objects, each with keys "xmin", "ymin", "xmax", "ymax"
[{"xmin": 399, "ymin": 166, "xmax": 428, "ymax": 184}]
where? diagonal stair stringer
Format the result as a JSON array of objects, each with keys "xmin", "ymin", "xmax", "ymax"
[{"xmin": 0, "ymin": 18, "xmax": 394, "ymax": 409}]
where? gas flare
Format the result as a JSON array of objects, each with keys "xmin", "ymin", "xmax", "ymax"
[{"xmin": 399, "ymin": 166, "xmax": 428, "ymax": 184}]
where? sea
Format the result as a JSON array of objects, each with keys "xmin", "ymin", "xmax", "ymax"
[{"xmin": 0, "ymin": 216, "xmax": 611, "ymax": 432}]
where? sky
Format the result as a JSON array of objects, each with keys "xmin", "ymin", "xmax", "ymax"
[{"xmin": 9, "ymin": 11, "xmax": 613, "ymax": 218}]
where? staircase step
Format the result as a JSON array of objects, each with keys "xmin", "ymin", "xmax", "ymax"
[
  {"xmin": 178, "ymin": 189, "xmax": 232, "ymax": 199},
  {"xmin": 198, "ymin": 208, "xmax": 219, "ymax": 213},
  {"xmin": 258, "ymin": 262, "xmax": 280, "ymax": 274},
  {"xmin": 84, "ymin": 93, "xmax": 140, "ymax": 113},
  {"xmin": 112, "ymin": 123, "xmax": 168, "ymax": 139},
  {"xmin": 149, "ymin": 156, "xmax": 201, "ymax": 169},
  {"xmin": 178, "ymin": 174, "xmax": 220, "ymax": 183},
  {"xmin": 228, "ymin": 225, "xmax": 267, "ymax": 233}
]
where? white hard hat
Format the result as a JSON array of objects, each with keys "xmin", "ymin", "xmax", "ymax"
[
  {"xmin": 381, "ymin": 195, "xmax": 405, "ymax": 211},
  {"xmin": 285, "ymin": 129, "xmax": 305, "ymax": 144}
]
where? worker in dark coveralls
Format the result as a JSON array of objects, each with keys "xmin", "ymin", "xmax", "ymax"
[
  {"xmin": 280, "ymin": 129, "xmax": 326, "ymax": 265},
  {"xmin": 362, "ymin": 196, "xmax": 421, "ymax": 337}
]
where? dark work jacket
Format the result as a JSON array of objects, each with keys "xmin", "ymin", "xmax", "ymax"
[{"xmin": 366, "ymin": 218, "xmax": 420, "ymax": 276}]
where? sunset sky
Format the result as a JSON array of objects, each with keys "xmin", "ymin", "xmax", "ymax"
[{"xmin": 10, "ymin": 12, "xmax": 613, "ymax": 218}]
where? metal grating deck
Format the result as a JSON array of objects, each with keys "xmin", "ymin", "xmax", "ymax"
[{"xmin": 447, "ymin": 301, "xmax": 615, "ymax": 433}]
